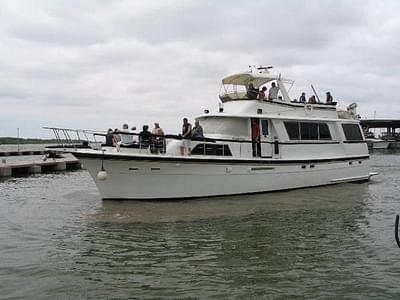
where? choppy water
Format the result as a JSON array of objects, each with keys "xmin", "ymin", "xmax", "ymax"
[{"xmin": 1, "ymin": 150, "xmax": 400, "ymax": 299}]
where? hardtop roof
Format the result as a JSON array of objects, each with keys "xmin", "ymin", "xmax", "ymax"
[{"xmin": 221, "ymin": 72, "xmax": 291, "ymax": 87}]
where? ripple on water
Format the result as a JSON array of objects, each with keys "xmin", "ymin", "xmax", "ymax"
[{"xmin": 1, "ymin": 154, "xmax": 400, "ymax": 298}]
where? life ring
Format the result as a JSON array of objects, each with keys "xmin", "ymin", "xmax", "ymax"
[{"xmin": 304, "ymin": 104, "xmax": 313, "ymax": 115}]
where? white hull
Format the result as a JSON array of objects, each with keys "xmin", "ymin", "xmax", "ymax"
[
  {"xmin": 366, "ymin": 139, "xmax": 390, "ymax": 149},
  {"xmin": 77, "ymin": 154, "xmax": 370, "ymax": 200},
  {"xmin": 372, "ymin": 142, "xmax": 390, "ymax": 149}
]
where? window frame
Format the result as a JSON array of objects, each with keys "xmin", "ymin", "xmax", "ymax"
[
  {"xmin": 341, "ymin": 123, "xmax": 364, "ymax": 141},
  {"xmin": 191, "ymin": 143, "xmax": 233, "ymax": 156},
  {"xmin": 284, "ymin": 121, "xmax": 332, "ymax": 141}
]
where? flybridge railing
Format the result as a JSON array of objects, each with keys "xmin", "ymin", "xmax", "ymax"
[{"xmin": 43, "ymin": 126, "xmax": 106, "ymax": 150}]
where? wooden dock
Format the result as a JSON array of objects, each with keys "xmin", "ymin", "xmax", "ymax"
[
  {"xmin": 0, "ymin": 150, "xmax": 46, "ymax": 156},
  {"xmin": 0, "ymin": 158, "xmax": 81, "ymax": 177}
]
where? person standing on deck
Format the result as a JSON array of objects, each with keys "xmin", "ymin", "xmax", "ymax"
[
  {"xmin": 119, "ymin": 123, "xmax": 134, "ymax": 145},
  {"xmin": 251, "ymin": 118, "xmax": 261, "ymax": 157},
  {"xmin": 152, "ymin": 123, "xmax": 165, "ymax": 153},
  {"xmin": 192, "ymin": 120, "xmax": 204, "ymax": 138},
  {"xmin": 181, "ymin": 118, "xmax": 192, "ymax": 155},
  {"xmin": 299, "ymin": 92, "xmax": 306, "ymax": 103},
  {"xmin": 258, "ymin": 87, "xmax": 267, "ymax": 101},
  {"xmin": 138, "ymin": 125, "xmax": 152, "ymax": 148},
  {"xmin": 105, "ymin": 128, "xmax": 114, "ymax": 146},
  {"xmin": 326, "ymin": 92, "xmax": 333, "ymax": 104},
  {"xmin": 246, "ymin": 82, "xmax": 259, "ymax": 99},
  {"xmin": 268, "ymin": 82, "xmax": 279, "ymax": 100}
]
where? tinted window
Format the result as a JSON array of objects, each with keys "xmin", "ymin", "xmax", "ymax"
[
  {"xmin": 300, "ymin": 122, "xmax": 318, "ymax": 140},
  {"xmin": 318, "ymin": 123, "xmax": 331, "ymax": 140},
  {"xmin": 284, "ymin": 122, "xmax": 300, "ymax": 140},
  {"xmin": 342, "ymin": 124, "xmax": 363, "ymax": 141},
  {"xmin": 285, "ymin": 121, "xmax": 332, "ymax": 141},
  {"xmin": 261, "ymin": 119, "xmax": 269, "ymax": 136},
  {"xmin": 191, "ymin": 143, "xmax": 232, "ymax": 156}
]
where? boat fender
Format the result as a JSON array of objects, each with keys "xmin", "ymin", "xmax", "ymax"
[
  {"xmin": 97, "ymin": 170, "xmax": 107, "ymax": 180},
  {"xmin": 304, "ymin": 104, "xmax": 313, "ymax": 115}
]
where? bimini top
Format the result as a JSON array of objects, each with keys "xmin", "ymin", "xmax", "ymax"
[
  {"xmin": 221, "ymin": 71, "xmax": 291, "ymax": 87},
  {"xmin": 220, "ymin": 67, "xmax": 293, "ymax": 103}
]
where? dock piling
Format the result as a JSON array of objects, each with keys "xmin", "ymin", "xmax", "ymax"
[
  {"xmin": 0, "ymin": 166, "xmax": 12, "ymax": 177},
  {"xmin": 54, "ymin": 162, "xmax": 67, "ymax": 171},
  {"xmin": 28, "ymin": 165, "xmax": 42, "ymax": 174}
]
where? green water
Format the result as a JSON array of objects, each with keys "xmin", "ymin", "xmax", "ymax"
[{"xmin": 0, "ymin": 151, "xmax": 399, "ymax": 299}]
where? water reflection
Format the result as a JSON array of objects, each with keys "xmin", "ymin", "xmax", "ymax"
[
  {"xmin": 62, "ymin": 183, "xmax": 378, "ymax": 298},
  {"xmin": 89, "ymin": 183, "xmax": 371, "ymax": 224}
]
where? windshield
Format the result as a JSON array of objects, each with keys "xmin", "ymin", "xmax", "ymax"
[{"xmin": 200, "ymin": 117, "xmax": 248, "ymax": 137}]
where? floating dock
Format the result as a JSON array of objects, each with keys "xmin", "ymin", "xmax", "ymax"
[
  {"xmin": 0, "ymin": 150, "xmax": 46, "ymax": 157},
  {"xmin": 0, "ymin": 158, "xmax": 81, "ymax": 177}
]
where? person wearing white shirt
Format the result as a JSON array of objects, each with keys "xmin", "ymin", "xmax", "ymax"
[
  {"xmin": 268, "ymin": 82, "xmax": 280, "ymax": 100},
  {"xmin": 119, "ymin": 123, "xmax": 134, "ymax": 145}
]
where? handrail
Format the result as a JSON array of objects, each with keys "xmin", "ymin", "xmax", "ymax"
[
  {"xmin": 44, "ymin": 126, "xmax": 272, "ymax": 145},
  {"xmin": 43, "ymin": 126, "xmax": 106, "ymax": 134},
  {"xmin": 43, "ymin": 126, "xmax": 274, "ymax": 158}
]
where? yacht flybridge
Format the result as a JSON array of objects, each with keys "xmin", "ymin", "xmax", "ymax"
[{"xmin": 45, "ymin": 67, "xmax": 373, "ymax": 200}]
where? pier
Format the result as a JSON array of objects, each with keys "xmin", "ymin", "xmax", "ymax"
[
  {"xmin": 0, "ymin": 158, "xmax": 81, "ymax": 177},
  {"xmin": 360, "ymin": 119, "xmax": 400, "ymax": 149},
  {"xmin": 360, "ymin": 119, "xmax": 400, "ymax": 134},
  {"xmin": 0, "ymin": 150, "xmax": 46, "ymax": 157}
]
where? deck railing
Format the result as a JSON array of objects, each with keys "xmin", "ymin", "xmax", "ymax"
[{"xmin": 43, "ymin": 126, "xmax": 275, "ymax": 158}]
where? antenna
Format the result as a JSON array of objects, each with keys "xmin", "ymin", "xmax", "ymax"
[
  {"xmin": 311, "ymin": 84, "xmax": 321, "ymax": 103},
  {"xmin": 256, "ymin": 65, "xmax": 273, "ymax": 73}
]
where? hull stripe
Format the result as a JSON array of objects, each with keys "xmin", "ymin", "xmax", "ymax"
[{"xmin": 73, "ymin": 152, "xmax": 369, "ymax": 165}]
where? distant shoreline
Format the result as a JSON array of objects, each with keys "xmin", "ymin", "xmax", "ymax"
[{"xmin": 0, "ymin": 137, "xmax": 59, "ymax": 145}]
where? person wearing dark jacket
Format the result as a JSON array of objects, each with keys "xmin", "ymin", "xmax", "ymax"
[
  {"xmin": 139, "ymin": 125, "xmax": 152, "ymax": 148},
  {"xmin": 192, "ymin": 120, "xmax": 204, "ymax": 138}
]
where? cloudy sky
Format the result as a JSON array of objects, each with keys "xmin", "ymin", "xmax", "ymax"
[{"xmin": 1, "ymin": 0, "xmax": 400, "ymax": 138}]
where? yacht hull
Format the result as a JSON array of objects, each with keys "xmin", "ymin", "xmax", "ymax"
[
  {"xmin": 372, "ymin": 141, "xmax": 390, "ymax": 149},
  {"xmin": 366, "ymin": 138, "xmax": 390, "ymax": 149},
  {"xmin": 75, "ymin": 152, "xmax": 371, "ymax": 200}
]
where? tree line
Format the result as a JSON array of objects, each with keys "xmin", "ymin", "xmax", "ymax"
[{"xmin": 0, "ymin": 137, "xmax": 59, "ymax": 144}]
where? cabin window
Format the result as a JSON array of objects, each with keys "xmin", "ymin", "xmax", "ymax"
[
  {"xmin": 342, "ymin": 124, "xmax": 364, "ymax": 141},
  {"xmin": 191, "ymin": 143, "xmax": 232, "ymax": 156},
  {"xmin": 261, "ymin": 119, "xmax": 269, "ymax": 137},
  {"xmin": 284, "ymin": 121, "xmax": 332, "ymax": 141},
  {"xmin": 300, "ymin": 122, "xmax": 318, "ymax": 140},
  {"xmin": 284, "ymin": 122, "xmax": 300, "ymax": 139},
  {"xmin": 318, "ymin": 123, "xmax": 332, "ymax": 140}
]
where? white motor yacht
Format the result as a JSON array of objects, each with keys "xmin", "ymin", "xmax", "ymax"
[{"xmin": 46, "ymin": 67, "xmax": 373, "ymax": 200}]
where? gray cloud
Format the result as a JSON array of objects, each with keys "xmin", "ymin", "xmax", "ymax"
[{"xmin": 0, "ymin": 0, "xmax": 399, "ymax": 137}]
